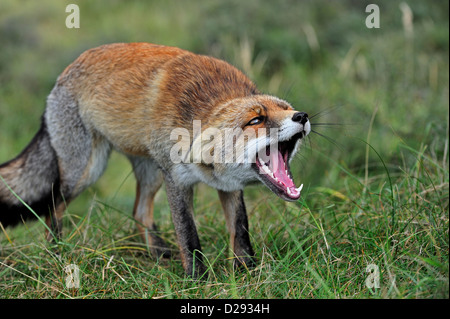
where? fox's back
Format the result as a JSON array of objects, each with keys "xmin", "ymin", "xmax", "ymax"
[{"xmin": 54, "ymin": 43, "xmax": 257, "ymax": 156}]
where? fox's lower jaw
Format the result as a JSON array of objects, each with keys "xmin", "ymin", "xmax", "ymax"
[{"xmin": 253, "ymin": 159, "xmax": 302, "ymax": 201}]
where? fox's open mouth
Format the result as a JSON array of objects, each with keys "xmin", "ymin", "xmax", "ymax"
[{"xmin": 253, "ymin": 132, "xmax": 304, "ymax": 201}]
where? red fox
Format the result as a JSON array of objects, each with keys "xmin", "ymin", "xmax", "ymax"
[{"xmin": 0, "ymin": 43, "xmax": 310, "ymax": 277}]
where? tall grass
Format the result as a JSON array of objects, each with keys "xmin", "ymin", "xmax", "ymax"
[{"xmin": 1, "ymin": 127, "xmax": 447, "ymax": 298}]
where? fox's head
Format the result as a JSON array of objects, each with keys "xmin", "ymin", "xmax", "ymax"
[{"xmin": 183, "ymin": 95, "xmax": 310, "ymax": 201}]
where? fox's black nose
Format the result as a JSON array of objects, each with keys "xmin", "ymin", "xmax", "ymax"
[{"xmin": 292, "ymin": 112, "xmax": 308, "ymax": 125}]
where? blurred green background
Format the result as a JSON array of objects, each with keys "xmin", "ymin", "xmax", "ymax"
[{"xmin": 0, "ymin": 0, "xmax": 448, "ymax": 213}]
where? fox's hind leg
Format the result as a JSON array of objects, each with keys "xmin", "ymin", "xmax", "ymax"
[
  {"xmin": 129, "ymin": 156, "xmax": 171, "ymax": 258},
  {"xmin": 44, "ymin": 86, "xmax": 112, "ymax": 241},
  {"xmin": 43, "ymin": 130, "xmax": 111, "ymax": 242},
  {"xmin": 45, "ymin": 202, "xmax": 66, "ymax": 242}
]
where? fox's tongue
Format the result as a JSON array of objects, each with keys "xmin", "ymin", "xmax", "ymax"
[{"xmin": 269, "ymin": 149, "xmax": 294, "ymax": 186}]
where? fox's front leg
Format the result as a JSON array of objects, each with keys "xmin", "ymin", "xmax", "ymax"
[
  {"xmin": 164, "ymin": 174, "xmax": 207, "ymax": 278},
  {"xmin": 218, "ymin": 190, "xmax": 256, "ymax": 269}
]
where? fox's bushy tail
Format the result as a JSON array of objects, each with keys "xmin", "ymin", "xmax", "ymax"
[{"xmin": 0, "ymin": 116, "xmax": 60, "ymax": 228}]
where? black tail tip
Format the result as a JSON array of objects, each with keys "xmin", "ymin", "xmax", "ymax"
[{"xmin": 0, "ymin": 201, "xmax": 48, "ymax": 228}]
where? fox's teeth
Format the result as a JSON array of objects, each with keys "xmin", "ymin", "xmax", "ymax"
[
  {"xmin": 286, "ymin": 187, "xmax": 291, "ymax": 196},
  {"xmin": 261, "ymin": 164, "xmax": 271, "ymax": 175},
  {"xmin": 296, "ymin": 184, "xmax": 303, "ymax": 193},
  {"xmin": 258, "ymin": 158, "xmax": 265, "ymax": 166}
]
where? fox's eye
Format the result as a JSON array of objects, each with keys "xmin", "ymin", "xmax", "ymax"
[{"xmin": 246, "ymin": 116, "xmax": 264, "ymax": 126}]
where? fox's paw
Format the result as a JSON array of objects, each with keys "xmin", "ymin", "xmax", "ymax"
[{"xmin": 233, "ymin": 255, "xmax": 257, "ymax": 272}]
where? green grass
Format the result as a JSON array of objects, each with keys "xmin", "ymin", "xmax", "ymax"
[
  {"xmin": 1, "ymin": 135, "xmax": 447, "ymax": 298},
  {"xmin": 0, "ymin": 0, "xmax": 448, "ymax": 299}
]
